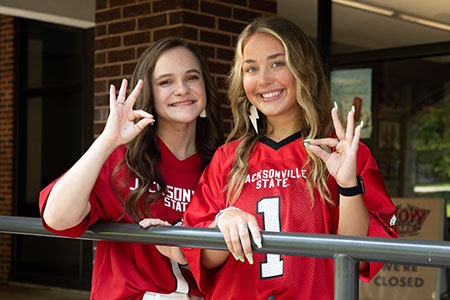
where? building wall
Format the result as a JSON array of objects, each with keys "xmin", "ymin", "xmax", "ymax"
[
  {"xmin": 0, "ymin": 14, "xmax": 14, "ymax": 283},
  {"xmin": 94, "ymin": 0, "xmax": 276, "ymax": 135},
  {"xmin": 0, "ymin": 0, "xmax": 276, "ymax": 285}
]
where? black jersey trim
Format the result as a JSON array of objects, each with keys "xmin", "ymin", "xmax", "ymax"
[{"xmin": 260, "ymin": 131, "xmax": 302, "ymax": 150}]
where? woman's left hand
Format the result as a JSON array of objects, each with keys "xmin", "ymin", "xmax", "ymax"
[
  {"xmin": 139, "ymin": 218, "xmax": 171, "ymax": 227},
  {"xmin": 139, "ymin": 218, "xmax": 187, "ymax": 265},
  {"xmin": 304, "ymin": 105, "xmax": 363, "ymax": 187}
]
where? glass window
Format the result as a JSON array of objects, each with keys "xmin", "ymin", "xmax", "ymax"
[
  {"xmin": 14, "ymin": 18, "xmax": 92, "ymax": 290},
  {"xmin": 332, "ymin": 55, "xmax": 450, "ymax": 215}
]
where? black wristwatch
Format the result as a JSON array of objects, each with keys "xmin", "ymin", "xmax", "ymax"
[{"xmin": 337, "ymin": 175, "xmax": 365, "ymax": 196}]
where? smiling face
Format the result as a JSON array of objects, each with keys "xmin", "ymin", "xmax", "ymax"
[
  {"xmin": 152, "ymin": 46, "xmax": 207, "ymax": 126},
  {"xmin": 241, "ymin": 33, "xmax": 302, "ymax": 126}
]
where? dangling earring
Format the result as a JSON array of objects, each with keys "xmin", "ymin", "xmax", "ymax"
[
  {"xmin": 200, "ymin": 108, "xmax": 207, "ymax": 118},
  {"xmin": 249, "ymin": 104, "xmax": 259, "ymax": 133}
]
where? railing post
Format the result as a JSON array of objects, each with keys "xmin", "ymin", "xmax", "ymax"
[{"xmin": 334, "ymin": 254, "xmax": 359, "ymax": 300}]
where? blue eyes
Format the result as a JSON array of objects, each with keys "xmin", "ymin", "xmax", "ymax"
[
  {"xmin": 272, "ymin": 61, "xmax": 284, "ymax": 68},
  {"xmin": 244, "ymin": 61, "xmax": 285, "ymax": 73}
]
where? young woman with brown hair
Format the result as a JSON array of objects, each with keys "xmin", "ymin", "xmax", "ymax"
[{"xmin": 40, "ymin": 37, "xmax": 223, "ymax": 300}]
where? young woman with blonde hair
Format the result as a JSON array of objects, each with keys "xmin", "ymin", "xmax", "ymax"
[{"xmin": 183, "ymin": 16, "xmax": 397, "ymax": 299}]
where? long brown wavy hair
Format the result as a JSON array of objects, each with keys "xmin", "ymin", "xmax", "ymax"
[
  {"xmin": 226, "ymin": 16, "xmax": 333, "ymax": 206},
  {"xmin": 113, "ymin": 37, "xmax": 224, "ymax": 222}
]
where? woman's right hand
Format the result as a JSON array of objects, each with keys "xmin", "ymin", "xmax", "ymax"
[
  {"xmin": 216, "ymin": 209, "xmax": 262, "ymax": 264},
  {"xmin": 100, "ymin": 79, "xmax": 154, "ymax": 148}
]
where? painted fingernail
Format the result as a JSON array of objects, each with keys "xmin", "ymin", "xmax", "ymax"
[
  {"xmin": 360, "ymin": 121, "xmax": 364, "ymax": 128},
  {"xmin": 150, "ymin": 219, "xmax": 158, "ymax": 224},
  {"xmin": 334, "ymin": 102, "xmax": 338, "ymax": 111},
  {"xmin": 238, "ymin": 256, "xmax": 245, "ymax": 262},
  {"xmin": 139, "ymin": 220, "xmax": 148, "ymax": 227},
  {"xmin": 232, "ymin": 253, "xmax": 239, "ymax": 261},
  {"xmin": 254, "ymin": 238, "xmax": 262, "ymax": 249},
  {"xmin": 351, "ymin": 105, "xmax": 355, "ymax": 113},
  {"xmin": 303, "ymin": 138, "xmax": 313, "ymax": 142},
  {"xmin": 303, "ymin": 142, "xmax": 310, "ymax": 149},
  {"xmin": 246, "ymin": 253, "xmax": 254, "ymax": 265}
]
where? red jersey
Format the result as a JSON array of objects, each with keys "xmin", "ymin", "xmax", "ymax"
[
  {"xmin": 39, "ymin": 137, "xmax": 203, "ymax": 300},
  {"xmin": 182, "ymin": 132, "xmax": 397, "ymax": 300}
]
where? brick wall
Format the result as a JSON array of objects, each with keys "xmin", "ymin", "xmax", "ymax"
[
  {"xmin": 94, "ymin": 0, "xmax": 276, "ymax": 135},
  {"xmin": 0, "ymin": 14, "xmax": 14, "ymax": 283},
  {"xmin": 0, "ymin": 0, "xmax": 276, "ymax": 284}
]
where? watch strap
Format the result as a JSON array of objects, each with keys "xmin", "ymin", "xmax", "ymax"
[{"xmin": 337, "ymin": 175, "xmax": 365, "ymax": 196}]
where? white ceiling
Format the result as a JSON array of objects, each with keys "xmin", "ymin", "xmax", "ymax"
[
  {"xmin": 1, "ymin": 0, "xmax": 448, "ymax": 53},
  {"xmin": 278, "ymin": 0, "xmax": 450, "ymax": 52},
  {"xmin": 0, "ymin": 0, "xmax": 95, "ymax": 28}
]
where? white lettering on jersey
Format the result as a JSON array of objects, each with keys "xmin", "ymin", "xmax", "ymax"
[
  {"xmin": 246, "ymin": 168, "xmax": 307, "ymax": 190},
  {"xmin": 130, "ymin": 179, "xmax": 194, "ymax": 212},
  {"xmin": 129, "ymin": 178, "xmax": 161, "ymax": 192}
]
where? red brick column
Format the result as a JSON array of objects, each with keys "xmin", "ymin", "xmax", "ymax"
[
  {"xmin": 94, "ymin": 0, "xmax": 276, "ymax": 135},
  {"xmin": 0, "ymin": 14, "xmax": 14, "ymax": 283}
]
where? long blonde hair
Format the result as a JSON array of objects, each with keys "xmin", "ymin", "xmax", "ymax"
[{"xmin": 226, "ymin": 16, "xmax": 333, "ymax": 205}]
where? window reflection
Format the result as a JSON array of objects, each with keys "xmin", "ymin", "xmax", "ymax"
[{"xmin": 352, "ymin": 55, "xmax": 450, "ymax": 215}]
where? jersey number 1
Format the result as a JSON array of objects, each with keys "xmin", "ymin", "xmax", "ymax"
[{"xmin": 257, "ymin": 196, "xmax": 284, "ymax": 279}]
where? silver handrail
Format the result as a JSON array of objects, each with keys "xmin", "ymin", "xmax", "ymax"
[{"xmin": 1, "ymin": 216, "xmax": 449, "ymax": 300}]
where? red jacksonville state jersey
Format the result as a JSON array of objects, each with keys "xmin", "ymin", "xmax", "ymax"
[
  {"xmin": 182, "ymin": 132, "xmax": 397, "ymax": 300},
  {"xmin": 40, "ymin": 137, "xmax": 204, "ymax": 300}
]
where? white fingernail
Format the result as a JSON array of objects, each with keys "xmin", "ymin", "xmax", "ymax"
[
  {"xmin": 254, "ymin": 238, "xmax": 262, "ymax": 249},
  {"xmin": 334, "ymin": 102, "xmax": 338, "ymax": 111},
  {"xmin": 351, "ymin": 105, "xmax": 355, "ymax": 113},
  {"xmin": 360, "ymin": 121, "xmax": 364, "ymax": 128}
]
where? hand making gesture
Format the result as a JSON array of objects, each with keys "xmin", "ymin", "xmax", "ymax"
[
  {"xmin": 304, "ymin": 103, "xmax": 364, "ymax": 188},
  {"xmin": 101, "ymin": 79, "xmax": 154, "ymax": 148}
]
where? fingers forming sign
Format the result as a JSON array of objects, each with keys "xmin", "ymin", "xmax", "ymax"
[
  {"xmin": 303, "ymin": 103, "xmax": 364, "ymax": 187},
  {"xmin": 102, "ymin": 79, "xmax": 155, "ymax": 148}
]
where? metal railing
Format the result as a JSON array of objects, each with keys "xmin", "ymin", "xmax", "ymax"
[{"xmin": 1, "ymin": 215, "xmax": 450, "ymax": 300}]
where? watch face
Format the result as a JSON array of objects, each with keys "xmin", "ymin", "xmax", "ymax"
[{"xmin": 357, "ymin": 175, "xmax": 365, "ymax": 194}]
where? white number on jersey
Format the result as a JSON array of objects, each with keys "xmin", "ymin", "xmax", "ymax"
[{"xmin": 257, "ymin": 196, "xmax": 284, "ymax": 279}]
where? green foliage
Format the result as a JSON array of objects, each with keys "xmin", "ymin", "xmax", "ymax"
[{"xmin": 416, "ymin": 97, "xmax": 450, "ymax": 180}]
